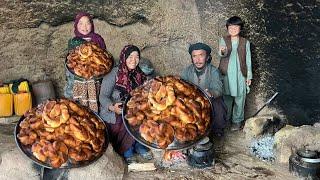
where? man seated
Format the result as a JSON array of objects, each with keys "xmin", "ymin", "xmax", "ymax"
[{"xmin": 181, "ymin": 42, "xmax": 227, "ymax": 137}]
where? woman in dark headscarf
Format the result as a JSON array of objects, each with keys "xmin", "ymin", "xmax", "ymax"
[
  {"xmin": 64, "ymin": 12, "xmax": 107, "ymax": 112},
  {"xmin": 99, "ymin": 45, "xmax": 153, "ymax": 164}
]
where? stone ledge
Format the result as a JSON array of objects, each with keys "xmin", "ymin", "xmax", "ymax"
[
  {"xmin": 243, "ymin": 115, "xmax": 285, "ymax": 140},
  {"xmin": 274, "ymin": 124, "xmax": 320, "ymax": 164},
  {"xmin": 0, "ymin": 145, "xmax": 125, "ymax": 180},
  {"xmin": 0, "ymin": 116, "xmax": 20, "ymax": 124}
]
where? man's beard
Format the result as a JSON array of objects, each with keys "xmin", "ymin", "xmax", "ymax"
[{"xmin": 194, "ymin": 63, "xmax": 206, "ymax": 70}]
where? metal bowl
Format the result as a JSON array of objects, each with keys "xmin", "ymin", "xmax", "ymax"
[
  {"xmin": 122, "ymin": 78, "xmax": 214, "ymax": 150},
  {"xmin": 15, "ymin": 101, "xmax": 109, "ymax": 169}
]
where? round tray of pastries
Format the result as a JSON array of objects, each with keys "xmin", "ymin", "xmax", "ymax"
[
  {"xmin": 66, "ymin": 42, "xmax": 114, "ymax": 80},
  {"xmin": 15, "ymin": 99, "xmax": 108, "ymax": 169},
  {"xmin": 122, "ymin": 76, "xmax": 213, "ymax": 150}
]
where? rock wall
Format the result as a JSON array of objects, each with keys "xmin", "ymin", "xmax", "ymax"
[
  {"xmin": 274, "ymin": 123, "xmax": 320, "ymax": 164},
  {"xmin": 0, "ymin": 0, "xmax": 319, "ymax": 124}
]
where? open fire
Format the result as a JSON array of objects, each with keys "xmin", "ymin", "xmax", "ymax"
[{"xmin": 163, "ymin": 150, "xmax": 186, "ymax": 161}]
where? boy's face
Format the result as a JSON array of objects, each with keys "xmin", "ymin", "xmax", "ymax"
[
  {"xmin": 77, "ymin": 16, "xmax": 92, "ymax": 36},
  {"xmin": 192, "ymin": 49, "xmax": 208, "ymax": 69},
  {"xmin": 228, "ymin": 25, "xmax": 241, "ymax": 37}
]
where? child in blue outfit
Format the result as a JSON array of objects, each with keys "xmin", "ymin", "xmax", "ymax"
[{"xmin": 218, "ymin": 16, "xmax": 253, "ymax": 131}]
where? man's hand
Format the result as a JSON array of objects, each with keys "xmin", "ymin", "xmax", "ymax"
[{"xmin": 246, "ymin": 79, "xmax": 252, "ymax": 86}]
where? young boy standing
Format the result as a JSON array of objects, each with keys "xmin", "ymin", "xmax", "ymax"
[{"xmin": 218, "ymin": 16, "xmax": 252, "ymax": 131}]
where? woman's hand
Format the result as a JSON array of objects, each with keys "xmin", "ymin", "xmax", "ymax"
[
  {"xmin": 205, "ymin": 89, "xmax": 213, "ymax": 98},
  {"xmin": 246, "ymin": 79, "xmax": 252, "ymax": 86},
  {"xmin": 108, "ymin": 102, "xmax": 123, "ymax": 115},
  {"xmin": 114, "ymin": 102, "xmax": 123, "ymax": 115},
  {"xmin": 83, "ymin": 37, "xmax": 92, "ymax": 41}
]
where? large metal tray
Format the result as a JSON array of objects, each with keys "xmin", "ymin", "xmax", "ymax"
[
  {"xmin": 122, "ymin": 78, "xmax": 214, "ymax": 150},
  {"xmin": 15, "ymin": 101, "xmax": 109, "ymax": 169}
]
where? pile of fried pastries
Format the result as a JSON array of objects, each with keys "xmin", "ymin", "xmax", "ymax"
[
  {"xmin": 125, "ymin": 76, "xmax": 211, "ymax": 149},
  {"xmin": 66, "ymin": 42, "xmax": 113, "ymax": 79},
  {"xmin": 17, "ymin": 99, "xmax": 106, "ymax": 168}
]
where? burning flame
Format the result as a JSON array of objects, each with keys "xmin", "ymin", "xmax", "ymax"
[{"xmin": 163, "ymin": 150, "xmax": 186, "ymax": 161}]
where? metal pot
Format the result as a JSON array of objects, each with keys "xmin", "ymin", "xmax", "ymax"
[
  {"xmin": 289, "ymin": 149, "xmax": 320, "ymax": 178},
  {"xmin": 187, "ymin": 141, "xmax": 214, "ymax": 168},
  {"xmin": 297, "ymin": 149, "xmax": 318, "ymax": 158}
]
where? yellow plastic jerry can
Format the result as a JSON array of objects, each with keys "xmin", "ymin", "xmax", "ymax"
[
  {"xmin": 0, "ymin": 85, "xmax": 10, "ymax": 94},
  {"xmin": 9, "ymin": 81, "xmax": 30, "ymax": 94},
  {"xmin": 14, "ymin": 92, "xmax": 32, "ymax": 116},
  {"xmin": 0, "ymin": 93, "xmax": 14, "ymax": 117}
]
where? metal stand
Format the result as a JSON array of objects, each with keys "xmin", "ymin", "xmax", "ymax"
[{"xmin": 40, "ymin": 167, "xmax": 68, "ymax": 180}]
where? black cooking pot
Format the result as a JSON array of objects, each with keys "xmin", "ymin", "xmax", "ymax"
[
  {"xmin": 187, "ymin": 141, "xmax": 214, "ymax": 168},
  {"xmin": 289, "ymin": 149, "xmax": 320, "ymax": 179},
  {"xmin": 297, "ymin": 149, "xmax": 318, "ymax": 159}
]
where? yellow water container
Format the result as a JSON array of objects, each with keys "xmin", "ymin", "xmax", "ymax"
[
  {"xmin": 0, "ymin": 93, "xmax": 13, "ymax": 117},
  {"xmin": 14, "ymin": 92, "xmax": 32, "ymax": 116},
  {"xmin": 9, "ymin": 81, "xmax": 30, "ymax": 93},
  {"xmin": 0, "ymin": 85, "xmax": 10, "ymax": 94}
]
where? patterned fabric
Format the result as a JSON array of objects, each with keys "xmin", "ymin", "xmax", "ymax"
[
  {"xmin": 115, "ymin": 45, "xmax": 146, "ymax": 99},
  {"xmin": 72, "ymin": 79, "xmax": 100, "ymax": 112},
  {"xmin": 105, "ymin": 45, "xmax": 148, "ymax": 155},
  {"xmin": 65, "ymin": 12, "xmax": 107, "ymax": 110}
]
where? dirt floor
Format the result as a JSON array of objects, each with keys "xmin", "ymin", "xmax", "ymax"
[
  {"xmin": 124, "ymin": 131, "xmax": 297, "ymax": 180},
  {"xmin": 0, "ymin": 118, "xmax": 298, "ymax": 180}
]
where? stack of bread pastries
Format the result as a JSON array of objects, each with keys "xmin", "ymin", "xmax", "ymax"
[
  {"xmin": 17, "ymin": 99, "xmax": 106, "ymax": 168},
  {"xmin": 125, "ymin": 76, "xmax": 211, "ymax": 149},
  {"xmin": 66, "ymin": 42, "xmax": 113, "ymax": 79}
]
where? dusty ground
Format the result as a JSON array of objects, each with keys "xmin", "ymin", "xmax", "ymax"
[
  {"xmin": 0, "ymin": 118, "xmax": 297, "ymax": 180},
  {"xmin": 125, "ymin": 131, "xmax": 297, "ymax": 180}
]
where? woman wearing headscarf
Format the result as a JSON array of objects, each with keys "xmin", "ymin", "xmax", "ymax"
[
  {"xmin": 99, "ymin": 45, "xmax": 153, "ymax": 164},
  {"xmin": 68, "ymin": 12, "xmax": 106, "ymax": 50},
  {"xmin": 64, "ymin": 12, "xmax": 107, "ymax": 112}
]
